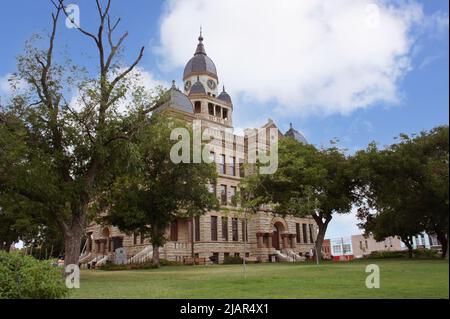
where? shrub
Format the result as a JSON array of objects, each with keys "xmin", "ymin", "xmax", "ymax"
[
  {"xmin": 0, "ymin": 251, "xmax": 69, "ymax": 299},
  {"xmin": 223, "ymin": 256, "xmax": 243, "ymax": 264},
  {"xmin": 366, "ymin": 249, "xmax": 440, "ymax": 259},
  {"xmin": 366, "ymin": 250, "xmax": 406, "ymax": 259},
  {"xmin": 98, "ymin": 259, "xmax": 182, "ymax": 271}
]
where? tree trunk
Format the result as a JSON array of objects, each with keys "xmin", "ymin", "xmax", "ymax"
[
  {"xmin": 312, "ymin": 214, "xmax": 332, "ymax": 260},
  {"xmin": 436, "ymin": 231, "xmax": 448, "ymax": 259},
  {"xmin": 152, "ymin": 242, "xmax": 160, "ymax": 267},
  {"xmin": 61, "ymin": 218, "xmax": 84, "ymax": 273},
  {"xmin": 402, "ymin": 239, "xmax": 413, "ymax": 258}
]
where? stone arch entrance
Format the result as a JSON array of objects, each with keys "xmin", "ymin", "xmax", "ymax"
[{"xmin": 272, "ymin": 222, "xmax": 285, "ymax": 250}]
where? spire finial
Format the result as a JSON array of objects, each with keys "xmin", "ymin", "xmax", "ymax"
[
  {"xmin": 223, "ymin": 85, "xmax": 226, "ymax": 92},
  {"xmin": 199, "ymin": 25, "xmax": 203, "ymax": 42},
  {"xmin": 195, "ymin": 27, "xmax": 206, "ymax": 55},
  {"xmin": 197, "ymin": 76, "xmax": 200, "ymax": 82},
  {"xmin": 171, "ymin": 80, "xmax": 176, "ymax": 89},
  {"xmin": 290, "ymin": 123, "xmax": 293, "ymax": 129}
]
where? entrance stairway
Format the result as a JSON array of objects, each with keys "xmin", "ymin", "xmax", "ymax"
[
  {"xmin": 275, "ymin": 250, "xmax": 306, "ymax": 262},
  {"xmin": 285, "ymin": 250, "xmax": 306, "ymax": 262},
  {"xmin": 128, "ymin": 245, "xmax": 153, "ymax": 264},
  {"xmin": 79, "ymin": 252, "xmax": 95, "ymax": 264},
  {"xmin": 95, "ymin": 255, "xmax": 109, "ymax": 267},
  {"xmin": 275, "ymin": 250, "xmax": 294, "ymax": 262}
]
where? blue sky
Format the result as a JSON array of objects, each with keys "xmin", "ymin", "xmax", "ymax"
[{"xmin": 0, "ymin": 0, "xmax": 448, "ymax": 239}]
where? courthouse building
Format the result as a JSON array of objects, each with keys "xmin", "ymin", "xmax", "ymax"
[{"xmin": 81, "ymin": 33, "xmax": 317, "ymax": 266}]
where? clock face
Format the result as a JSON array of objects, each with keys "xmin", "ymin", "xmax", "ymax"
[
  {"xmin": 184, "ymin": 81, "xmax": 191, "ymax": 91},
  {"xmin": 207, "ymin": 79, "xmax": 216, "ymax": 90}
]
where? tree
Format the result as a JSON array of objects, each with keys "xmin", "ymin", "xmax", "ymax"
[
  {"xmin": 248, "ymin": 137, "xmax": 356, "ymax": 259},
  {"xmin": 103, "ymin": 114, "xmax": 218, "ymax": 267},
  {"xmin": 0, "ymin": 0, "xmax": 166, "ymax": 272},
  {"xmin": 354, "ymin": 126, "xmax": 449, "ymax": 258}
]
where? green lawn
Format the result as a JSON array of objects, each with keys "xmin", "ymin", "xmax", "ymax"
[{"xmin": 70, "ymin": 259, "xmax": 449, "ymax": 299}]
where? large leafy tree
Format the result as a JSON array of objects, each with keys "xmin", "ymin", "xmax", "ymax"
[
  {"xmin": 103, "ymin": 114, "xmax": 218, "ymax": 267},
  {"xmin": 0, "ymin": 0, "xmax": 166, "ymax": 271},
  {"xmin": 248, "ymin": 138, "xmax": 356, "ymax": 258},
  {"xmin": 354, "ymin": 126, "xmax": 449, "ymax": 258}
]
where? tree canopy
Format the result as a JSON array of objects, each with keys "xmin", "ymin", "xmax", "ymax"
[
  {"xmin": 103, "ymin": 114, "xmax": 218, "ymax": 266},
  {"xmin": 354, "ymin": 126, "xmax": 449, "ymax": 258}
]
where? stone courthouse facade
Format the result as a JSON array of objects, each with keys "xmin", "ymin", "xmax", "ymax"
[{"xmin": 81, "ymin": 33, "xmax": 317, "ymax": 266}]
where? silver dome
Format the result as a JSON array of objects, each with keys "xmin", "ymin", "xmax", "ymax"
[
  {"xmin": 156, "ymin": 83, "xmax": 194, "ymax": 114},
  {"xmin": 183, "ymin": 34, "xmax": 218, "ymax": 81},
  {"xmin": 189, "ymin": 80, "xmax": 206, "ymax": 95},
  {"xmin": 285, "ymin": 124, "xmax": 308, "ymax": 144},
  {"xmin": 217, "ymin": 86, "xmax": 232, "ymax": 105}
]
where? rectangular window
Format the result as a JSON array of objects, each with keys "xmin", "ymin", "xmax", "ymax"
[
  {"xmin": 222, "ymin": 108, "xmax": 228, "ymax": 120},
  {"xmin": 296, "ymin": 223, "xmax": 301, "ymax": 243},
  {"xmin": 242, "ymin": 219, "xmax": 248, "ymax": 242},
  {"xmin": 208, "ymin": 103, "xmax": 214, "ymax": 116},
  {"xmin": 133, "ymin": 233, "xmax": 137, "ymax": 245},
  {"xmin": 212, "ymin": 252, "xmax": 219, "ymax": 264},
  {"xmin": 140, "ymin": 232, "xmax": 145, "ymax": 244},
  {"xmin": 230, "ymin": 186, "xmax": 237, "ymax": 206},
  {"xmin": 170, "ymin": 220, "xmax": 178, "ymax": 241},
  {"xmin": 219, "ymin": 154, "xmax": 226, "ymax": 174},
  {"xmin": 359, "ymin": 241, "xmax": 363, "ymax": 250},
  {"xmin": 220, "ymin": 185, "xmax": 227, "ymax": 205},
  {"xmin": 229, "ymin": 156, "xmax": 236, "ymax": 176},
  {"xmin": 302, "ymin": 224, "xmax": 308, "ymax": 243},
  {"xmin": 195, "ymin": 101, "xmax": 201, "ymax": 113},
  {"xmin": 333, "ymin": 245, "xmax": 342, "ymax": 254},
  {"xmin": 211, "ymin": 216, "xmax": 218, "ymax": 241},
  {"xmin": 365, "ymin": 240, "xmax": 368, "ymax": 249},
  {"xmin": 309, "ymin": 224, "xmax": 314, "ymax": 243},
  {"xmin": 343, "ymin": 244, "xmax": 351, "ymax": 254},
  {"xmin": 222, "ymin": 217, "xmax": 228, "ymax": 241},
  {"xmin": 215, "ymin": 105, "xmax": 221, "ymax": 118},
  {"xmin": 232, "ymin": 218, "xmax": 239, "ymax": 241},
  {"xmin": 195, "ymin": 216, "xmax": 201, "ymax": 242}
]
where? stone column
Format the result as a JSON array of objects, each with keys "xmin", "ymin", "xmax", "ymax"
[
  {"xmin": 257, "ymin": 234, "xmax": 264, "ymax": 248},
  {"xmin": 268, "ymin": 234, "xmax": 272, "ymax": 248},
  {"xmin": 290, "ymin": 235, "xmax": 296, "ymax": 249},
  {"xmin": 282, "ymin": 235, "xmax": 289, "ymax": 249}
]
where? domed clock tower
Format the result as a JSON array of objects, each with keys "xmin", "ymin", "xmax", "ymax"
[
  {"xmin": 182, "ymin": 31, "xmax": 233, "ymax": 129},
  {"xmin": 183, "ymin": 31, "xmax": 219, "ymax": 97}
]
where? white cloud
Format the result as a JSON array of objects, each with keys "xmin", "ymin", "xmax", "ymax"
[
  {"xmin": 156, "ymin": 0, "xmax": 427, "ymax": 117},
  {"xmin": 326, "ymin": 206, "xmax": 363, "ymax": 239},
  {"xmin": 0, "ymin": 73, "xmax": 11, "ymax": 94}
]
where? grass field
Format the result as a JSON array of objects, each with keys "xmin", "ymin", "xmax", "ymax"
[{"xmin": 70, "ymin": 259, "xmax": 449, "ymax": 299}]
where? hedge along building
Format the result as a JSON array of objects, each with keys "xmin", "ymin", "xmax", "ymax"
[{"xmin": 81, "ymin": 32, "xmax": 317, "ymax": 266}]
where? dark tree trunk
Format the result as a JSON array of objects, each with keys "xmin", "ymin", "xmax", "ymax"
[
  {"xmin": 312, "ymin": 214, "xmax": 332, "ymax": 260},
  {"xmin": 5, "ymin": 241, "xmax": 12, "ymax": 253},
  {"xmin": 402, "ymin": 238, "xmax": 413, "ymax": 258},
  {"xmin": 61, "ymin": 218, "xmax": 84, "ymax": 272},
  {"xmin": 152, "ymin": 242, "xmax": 160, "ymax": 267},
  {"xmin": 436, "ymin": 231, "xmax": 448, "ymax": 259}
]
